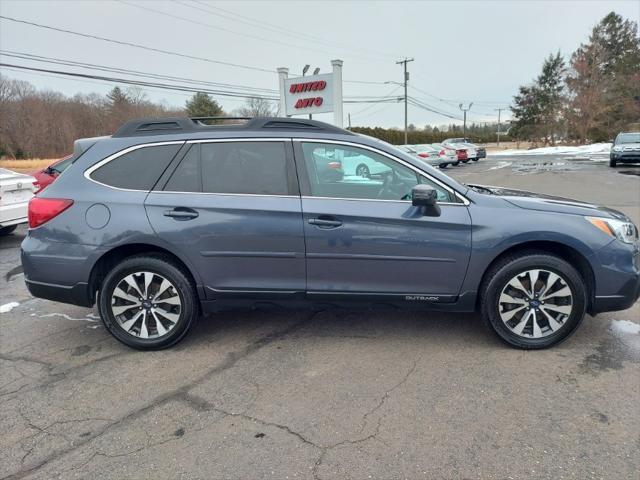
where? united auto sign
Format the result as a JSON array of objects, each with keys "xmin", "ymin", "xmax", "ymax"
[{"xmin": 284, "ymin": 73, "xmax": 333, "ymax": 116}]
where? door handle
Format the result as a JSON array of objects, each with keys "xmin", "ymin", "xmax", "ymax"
[
  {"xmin": 308, "ymin": 217, "xmax": 342, "ymax": 228},
  {"xmin": 163, "ymin": 207, "xmax": 199, "ymax": 220}
]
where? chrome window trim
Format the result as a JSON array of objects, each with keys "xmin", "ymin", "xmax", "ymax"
[
  {"xmin": 150, "ymin": 191, "xmax": 299, "ymax": 199},
  {"xmin": 85, "ymin": 138, "xmax": 292, "ymax": 194},
  {"xmin": 294, "ymin": 138, "xmax": 470, "ymax": 206},
  {"xmin": 300, "ymin": 195, "xmax": 464, "ymax": 206},
  {"xmin": 84, "ymin": 141, "xmax": 185, "ymax": 192}
]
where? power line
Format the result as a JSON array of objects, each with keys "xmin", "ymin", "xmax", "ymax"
[
  {"xmin": 0, "ymin": 51, "xmax": 278, "ymax": 94},
  {"xmin": 0, "ymin": 50, "xmax": 399, "ymax": 102},
  {"xmin": 181, "ymin": 0, "xmax": 400, "ymax": 61},
  {"xmin": 0, "ymin": 15, "xmax": 274, "ymax": 73},
  {"xmin": 117, "ymin": 0, "xmax": 388, "ymax": 64},
  {"xmin": 0, "ymin": 63, "xmax": 279, "ymax": 100}
]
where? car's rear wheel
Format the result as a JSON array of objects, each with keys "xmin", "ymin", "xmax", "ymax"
[
  {"xmin": 439, "ymin": 163, "xmax": 447, "ymax": 169},
  {"xmin": 609, "ymin": 157, "xmax": 617, "ymax": 167},
  {"xmin": 480, "ymin": 251, "xmax": 587, "ymax": 349},
  {"xmin": 472, "ymin": 158, "xmax": 479, "ymax": 161},
  {"xmin": 452, "ymin": 161, "xmax": 460, "ymax": 166},
  {"xmin": 0, "ymin": 225, "xmax": 18, "ymax": 236},
  {"xmin": 356, "ymin": 164, "xmax": 370, "ymax": 178},
  {"xmin": 98, "ymin": 254, "xmax": 198, "ymax": 350}
]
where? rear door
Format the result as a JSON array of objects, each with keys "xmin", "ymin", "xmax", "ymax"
[{"xmin": 145, "ymin": 139, "xmax": 306, "ymax": 298}]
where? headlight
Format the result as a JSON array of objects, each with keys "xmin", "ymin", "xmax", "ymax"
[
  {"xmin": 586, "ymin": 216, "xmax": 638, "ymax": 244},
  {"xmin": 612, "ymin": 146, "xmax": 623, "ymax": 152}
]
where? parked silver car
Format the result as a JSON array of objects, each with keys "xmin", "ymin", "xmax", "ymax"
[{"xmin": 610, "ymin": 132, "xmax": 640, "ymax": 167}]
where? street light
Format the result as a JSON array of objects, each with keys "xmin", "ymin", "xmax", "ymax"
[
  {"xmin": 313, "ymin": 67, "xmax": 320, "ymax": 75},
  {"xmin": 302, "ymin": 64, "xmax": 310, "ymax": 76}
]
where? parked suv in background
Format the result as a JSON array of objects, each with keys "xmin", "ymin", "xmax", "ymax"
[
  {"xmin": 22, "ymin": 117, "xmax": 640, "ymax": 350},
  {"xmin": 610, "ymin": 132, "xmax": 640, "ymax": 167}
]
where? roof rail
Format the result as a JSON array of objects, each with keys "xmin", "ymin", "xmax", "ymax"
[{"xmin": 112, "ymin": 116, "xmax": 354, "ymax": 138}]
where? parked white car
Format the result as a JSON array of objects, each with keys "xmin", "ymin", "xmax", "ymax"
[
  {"xmin": 0, "ymin": 168, "xmax": 36, "ymax": 235},
  {"xmin": 341, "ymin": 152, "xmax": 392, "ymax": 178}
]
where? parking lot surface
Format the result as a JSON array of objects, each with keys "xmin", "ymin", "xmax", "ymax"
[{"xmin": 1, "ymin": 154, "xmax": 639, "ymax": 480}]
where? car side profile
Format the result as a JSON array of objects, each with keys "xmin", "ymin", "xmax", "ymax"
[{"xmin": 22, "ymin": 117, "xmax": 640, "ymax": 350}]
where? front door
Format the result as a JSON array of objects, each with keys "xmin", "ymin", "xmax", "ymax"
[
  {"xmin": 145, "ymin": 139, "xmax": 306, "ymax": 298},
  {"xmin": 294, "ymin": 140, "xmax": 472, "ymax": 303}
]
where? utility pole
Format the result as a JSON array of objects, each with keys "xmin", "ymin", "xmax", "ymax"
[
  {"xmin": 396, "ymin": 57, "xmax": 414, "ymax": 144},
  {"xmin": 495, "ymin": 107, "xmax": 505, "ymax": 147},
  {"xmin": 348, "ymin": 113, "xmax": 352, "ymax": 129},
  {"xmin": 459, "ymin": 102, "xmax": 473, "ymax": 138}
]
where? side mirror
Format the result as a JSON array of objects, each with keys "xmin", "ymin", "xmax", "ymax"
[{"xmin": 411, "ymin": 184, "xmax": 441, "ymax": 216}]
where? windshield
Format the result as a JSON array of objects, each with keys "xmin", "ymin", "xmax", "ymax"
[{"xmin": 617, "ymin": 133, "xmax": 640, "ymax": 144}]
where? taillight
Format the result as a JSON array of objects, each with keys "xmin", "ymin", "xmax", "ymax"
[
  {"xmin": 418, "ymin": 152, "xmax": 429, "ymax": 158},
  {"xmin": 327, "ymin": 161, "xmax": 342, "ymax": 169},
  {"xmin": 439, "ymin": 149, "xmax": 445, "ymax": 156},
  {"xmin": 28, "ymin": 198, "xmax": 74, "ymax": 228}
]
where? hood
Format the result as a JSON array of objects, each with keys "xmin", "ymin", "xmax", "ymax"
[{"xmin": 469, "ymin": 184, "xmax": 631, "ymax": 221}]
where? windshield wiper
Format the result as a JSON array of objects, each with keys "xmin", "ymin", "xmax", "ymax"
[{"xmin": 466, "ymin": 184, "xmax": 494, "ymax": 194}]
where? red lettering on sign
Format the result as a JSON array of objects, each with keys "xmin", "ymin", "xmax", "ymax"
[
  {"xmin": 288, "ymin": 80, "xmax": 327, "ymax": 94},
  {"xmin": 294, "ymin": 97, "xmax": 324, "ymax": 109}
]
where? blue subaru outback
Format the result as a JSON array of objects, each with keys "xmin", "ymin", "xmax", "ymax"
[{"xmin": 21, "ymin": 117, "xmax": 640, "ymax": 350}]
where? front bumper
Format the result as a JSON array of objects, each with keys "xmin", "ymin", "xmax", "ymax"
[
  {"xmin": 611, "ymin": 151, "xmax": 640, "ymax": 163},
  {"xmin": 591, "ymin": 240, "xmax": 640, "ymax": 313}
]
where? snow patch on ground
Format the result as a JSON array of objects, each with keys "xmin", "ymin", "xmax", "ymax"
[
  {"xmin": 488, "ymin": 161, "xmax": 513, "ymax": 170},
  {"xmin": 30, "ymin": 312, "xmax": 99, "ymax": 323},
  {"xmin": 0, "ymin": 302, "xmax": 20, "ymax": 313},
  {"xmin": 492, "ymin": 143, "xmax": 611, "ymax": 157},
  {"xmin": 610, "ymin": 319, "xmax": 640, "ymax": 335}
]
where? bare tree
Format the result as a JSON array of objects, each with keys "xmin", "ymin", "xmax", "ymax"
[{"xmin": 234, "ymin": 97, "xmax": 276, "ymax": 117}]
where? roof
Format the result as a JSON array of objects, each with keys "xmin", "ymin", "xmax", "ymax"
[{"xmin": 112, "ymin": 116, "xmax": 355, "ymax": 138}]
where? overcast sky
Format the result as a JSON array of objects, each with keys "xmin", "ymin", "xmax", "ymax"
[{"xmin": 1, "ymin": 0, "xmax": 638, "ymax": 128}]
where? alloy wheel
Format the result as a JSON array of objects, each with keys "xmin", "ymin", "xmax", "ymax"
[
  {"xmin": 498, "ymin": 269, "xmax": 573, "ymax": 338},
  {"xmin": 110, "ymin": 271, "xmax": 182, "ymax": 339}
]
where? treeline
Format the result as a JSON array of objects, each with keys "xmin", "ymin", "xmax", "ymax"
[
  {"xmin": 350, "ymin": 123, "xmax": 510, "ymax": 145},
  {"xmin": 0, "ymin": 79, "xmax": 276, "ymax": 159},
  {"xmin": 511, "ymin": 12, "xmax": 640, "ymax": 144}
]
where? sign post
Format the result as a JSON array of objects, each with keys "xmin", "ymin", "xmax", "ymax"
[{"xmin": 277, "ymin": 60, "xmax": 343, "ymax": 126}]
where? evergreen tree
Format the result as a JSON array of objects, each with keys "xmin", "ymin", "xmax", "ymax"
[
  {"xmin": 566, "ymin": 12, "xmax": 640, "ymax": 141},
  {"xmin": 185, "ymin": 92, "xmax": 224, "ymax": 118},
  {"xmin": 510, "ymin": 53, "xmax": 566, "ymax": 144},
  {"xmin": 107, "ymin": 86, "xmax": 129, "ymax": 110}
]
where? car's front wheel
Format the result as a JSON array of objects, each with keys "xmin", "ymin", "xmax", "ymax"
[
  {"xmin": 98, "ymin": 254, "xmax": 198, "ymax": 350},
  {"xmin": 480, "ymin": 251, "xmax": 587, "ymax": 349},
  {"xmin": 609, "ymin": 157, "xmax": 617, "ymax": 167}
]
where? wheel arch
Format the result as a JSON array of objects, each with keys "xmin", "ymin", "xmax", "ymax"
[
  {"xmin": 88, "ymin": 243, "xmax": 202, "ymax": 305},
  {"xmin": 476, "ymin": 240, "xmax": 596, "ymax": 312}
]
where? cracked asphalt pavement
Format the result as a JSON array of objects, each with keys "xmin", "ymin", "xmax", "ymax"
[{"xmin": 1, "ymin": 154, "xmax": 639, "ymax": 479}]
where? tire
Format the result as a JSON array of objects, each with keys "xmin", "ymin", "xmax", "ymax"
[
  {"xmin": 480, "ymin": 251, "xmax": 587, "ymax": 349},
  {"xmin": 0, "ymin": 225, "xmax": 18, "ymax": 236},
  {"xmin": 439, "ymin": 163, "xmax": 447, "ymax": 169},
  {"xmin": 453, "ymin": 161, "xmax": 460, "ymax": 166},
  {"xmin": 609, "ymin": 157, "xmax": 617, "ymax": 168},
  {"xmin": 98, "ymin": 254, "xmax": 199, "ymax": 350},
  {"xmin": 472, "ymin": 158, "xmax": 479, "ymax": 161},
  {"xmin": 355, "ymin": 164, "xmax": 370, "ymax": 178},
  {"xmin": 462, "ymin": 159, "xmax": 470, "ymax": 163}
]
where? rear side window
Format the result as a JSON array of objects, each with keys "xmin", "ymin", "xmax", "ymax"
[
  {"xmin": 164, "ymin": 141, "xmax": 290, "ymax": 195},
  {"xmin": 91, "ymin": 144, "xmax": 181, "ymax": 190}
]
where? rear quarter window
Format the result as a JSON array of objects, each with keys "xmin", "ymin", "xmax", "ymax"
[{"xmin": 90, "ymin": 143, "xmax": 182, "ymax": 190}]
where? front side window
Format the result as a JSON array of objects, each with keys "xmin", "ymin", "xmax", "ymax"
[
  {"xmin": 300, "ymin": 142, "xmax": 455, "ymax": 202},
  {"xmin": 91, "ymin": 144, "xmax": 181, "ymax": 190},
  {"xmin": 164, "ymin": 141, "xmax": 289, "ymax": 195}
]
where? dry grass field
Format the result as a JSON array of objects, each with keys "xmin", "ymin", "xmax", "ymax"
[{"xmin": 0, "ymin": 158, "xmax": 53, "ymax": 173}]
